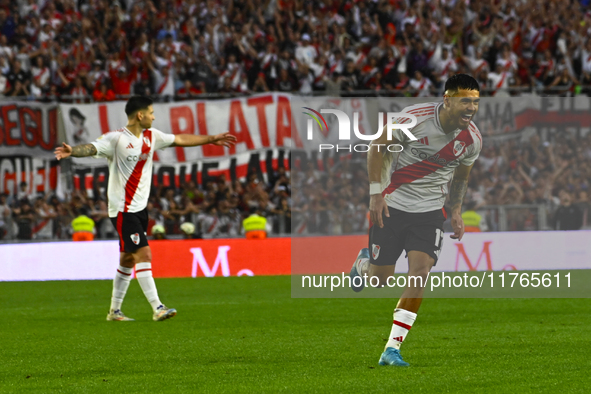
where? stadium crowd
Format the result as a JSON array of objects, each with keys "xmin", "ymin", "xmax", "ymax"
[
  {"xmin": 1, "ymin": 0, "xmax": 591, "ymax": 240},
  {"xmin": 0, "ymin": 167, "xmax": 291, "ymax": 240},
  {"xmin": 290, "ymin": 129, "xmax": 591, "ymax": 234},
  {"xmin": 1, "ymin": 130, "xmax": 589, "ymax": 241},
  {"xmin": 0, "ymin": 0, "xmax": 590, "ymax": 100}
]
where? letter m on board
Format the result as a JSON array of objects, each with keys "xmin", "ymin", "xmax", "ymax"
[
  {"xmin": 190, "ymin": 246, "xmax": 231, "ymax": 277},
  {"xmin": 454, "ymin": 242, "xmax": 493, "ymax": 271}
]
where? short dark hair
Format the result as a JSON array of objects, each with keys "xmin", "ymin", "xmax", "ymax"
[
  {"xmin": 125, "ymin": 96, "xmax": 153, "ymax": 117},
  {"xmin": 444, "ymin": 74, "xmax": 480, "ymax": 95}
]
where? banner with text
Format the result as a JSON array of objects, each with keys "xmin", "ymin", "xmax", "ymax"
[{"xmin": 0, "ymin": 101, "xmax": 59, "ymax": 158}]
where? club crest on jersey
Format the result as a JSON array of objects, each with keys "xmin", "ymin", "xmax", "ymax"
[
  {"xmin": 143, "ymin": 137, "xmax": 151, "ymax": 148},
  {"xmin": 453, "ymin": 140, "xmax": 466, "ymax": 156},
  {"xmin": 130, "ymin": 233, "xmax": 140, "ymax": 245},
  {"xmin": 372, "ymin": 244, "xmax": 381, "ymax": 260}
]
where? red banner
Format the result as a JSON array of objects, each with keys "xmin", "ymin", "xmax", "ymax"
[{"xmin": 150, "ymin": 238, "xmax": 291, "ymax": 277}]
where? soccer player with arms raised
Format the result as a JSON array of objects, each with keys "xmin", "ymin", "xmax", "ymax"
[
  {"xmin": 350, "ymin": 74, "xmax": 482, "ymax": 366},
  {"xmin": 55, "ymin": 96, "xmax": 236, "ymax": 321}
]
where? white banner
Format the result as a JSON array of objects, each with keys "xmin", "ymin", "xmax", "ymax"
[
  {"xmin": 1, "ymin": 231, "xmax": 590, "ymax": 281},
  {"xmin": 425, "ymin": 231, "xmax": 591, "ymax": 272},
  {"xmin": 59, "ymin": 94, "xmax": 373, "ymax": 166}
]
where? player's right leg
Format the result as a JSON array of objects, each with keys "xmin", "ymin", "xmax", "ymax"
[
  {"xmin": 380, "ymin": 209, "xmax": 444, "ymax": 366},
  {"xmin": 106, "ymin": 250, "xmax": 135, "ymax": 321},
  {"xmin": 108, "ymin": 210, "xmax": 175, "ymax": 321}
]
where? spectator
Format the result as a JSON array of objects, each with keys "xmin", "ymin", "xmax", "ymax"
[
  {"xmin": 69, "ymin": 76, "xmax": 90, "ymax": 103},
  {"xmin": 33, "ymin": 197, "xmax": 57, "ymax": 240},
  {"xmin": 176, "ymin": 79, "xmax": 204, "ymax": 100},
  {"xmin": 72, "ymin": 207, "xmax": 95, "ymax": 241},
  {"xmin": 151, "ymin": 224, "xmax": 167, "ymax": 240},
  {"xmin": 295, "ymin": 33, "xmax": 317, "ymax": 67},
  {"xmin": 0, "ymin": 193, "xmax": 11, "ymax": 240},
  {"xmin": 275, "ymin": 68, "xmax": 296, "ymax": 92},
  {"xmin": 93, "ymin": 81, "xmax": 116, "ymax": 102},
  {"xmin": 6, "ymin": 59, "xmax": 30, "ymax": 96},
  {"xmin": 553, "ymin": 191, "xmax": 583, "ymax": 230},
  {"xmin": 109, "ymin": 63, "xmax": 137, "ymax": 98},
  {"xmin": 408, "ymin": 70, "xmax": 434, "ymax": 97},
  {"xmin": 14, "ymin": 201, "xmax": 35, "ymax": 240}
]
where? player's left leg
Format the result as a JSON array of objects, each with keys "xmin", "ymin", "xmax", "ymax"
[
  {"xmin": 380, "ymin": 209, "xmax": 444, "ymax": 366},
  {"xmin": 134, "ymin": 209, "xmax": 177, "ymax": 321}
]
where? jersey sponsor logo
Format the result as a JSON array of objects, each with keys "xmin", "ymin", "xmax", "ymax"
[
  {"xmin": 143, "ymin": 136, "xmax": 151, "ymax": 148},
  {"xmin": 453, "ymin": 140, "xmax": 466, "ymax": 156},
  {"xmin": 126, "ymin": 153, "xmax": 150, "ymax": 162},
  {"xmin": 372, "ymin": 244, "xmax": 381, "ymax": 260},
  {"xmin": 126, "ymin": 143, "xmax": 134, "ymax": 149},
  {"xmin": 130, "ymin": 233, "xmax": 140, "ymax": 245},
  {"xmin": 410, "ymin": 147, "xmax": 459, "ymax": 166}
]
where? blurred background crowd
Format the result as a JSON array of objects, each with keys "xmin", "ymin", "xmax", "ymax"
[
  {"xmin": 0, "ymin": 167, "xmax": 291, "ymax": 240},
  {"xmin": 1, "ymin": 0, "xmax": 590, "ymax": 241},
  {"xmin": 291, "ymin": 129, "xmax": 591, "ymax": 235},
  {"xmin": 0, "ymin": 0, "xmax": 590, "ymax": 100}
]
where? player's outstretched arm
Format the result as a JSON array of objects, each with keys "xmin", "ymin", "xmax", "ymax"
[
  {"xmin": 449, "ymin": 163, "xmax": 473, "ymax": 240},
  {"xmin": 171, "ymin": 133, "xmax": 238, "ymax": 148},
  {"xmin": 54, "ymin": 143, "xmax": 97, "ymax": 160}
]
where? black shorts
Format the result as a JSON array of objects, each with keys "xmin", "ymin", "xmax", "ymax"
[
  {"xmin": 369, "ymin": 206, "xmax": 446, "ymax": 266},
  {"xmin": 110, "ymin": 209, "xmax": 149, "ymax": 253}
]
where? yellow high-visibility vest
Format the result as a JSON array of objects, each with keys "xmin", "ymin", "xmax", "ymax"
[
  {"xmin": 72, "ymin": 215, "xmax": 95, "ymax": 233},
  {"xmin": 243, "ymin": 214, "xmax": 267, "ymax": 232},
  {"xmin": 462, "ymin": 210, "xmax": 482, "ymax": 228}
]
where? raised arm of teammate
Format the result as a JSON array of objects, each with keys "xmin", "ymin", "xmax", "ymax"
[
  {"xmin": 171, "ymin": 132, "xmax": 237, "ymax": 148},
  {"xmin": 54, "ymin": 143, "xmax": 97, "ymax": 160},
  {"xmin": 367, "ymin": 131, "xmax": 401, "ymax": 229},
  {"xmin": 448, "ymin": 163, "xmax": 473, "ymax": 240}
]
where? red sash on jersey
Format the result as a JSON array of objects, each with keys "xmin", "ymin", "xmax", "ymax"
[
  {"xmin": 441, "ymin": 61, "xmax": 451, "ymax": 77},
  {"xmin": 496, "ymin": 72, "xmax": 507, "ymax": 89},
  {"xmin": 474, "ymin": 60, "xmax": 487, "ymax": 74},
  {"xmin": 124, "ymin": 130, "xmax": 152, "ymax": 212},
  {"xmin": 314, "ymin": 67, "xmax": 326, "ymax": 84},
  {"xmin": 158, "ymin": 76, "xmax": 169, "ymax": 94},
  {"xmin": 207, "ymin": 216, "xmax": 218, "ymax": 233},
  {"xmin": 356, "ymin": 53, "xmax": 366, "ymax": 66},
  {"xmin": 384, "ymin": 60, "xmax": 396, "ymax": 75}
]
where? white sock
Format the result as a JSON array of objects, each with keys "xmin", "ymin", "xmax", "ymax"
[
  {"xmin": 135, "ymin": 262, "xmax": 162, "ymax": 312},
  {"xmin": 385, "ymin": 308, "xmax": 417, "ymax": 350},
  {"xmin": 110, "ymin": 265, "xmax": 133, "ymax": 311}
]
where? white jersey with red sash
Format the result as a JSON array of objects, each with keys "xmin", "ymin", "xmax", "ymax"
[
  {"xmin": 379, "ymin": 102, "xmax": 482, "ymax": 213},
  {"xmin": 91, "ymin": 127, "xmax": 175, "ymax": 217}
]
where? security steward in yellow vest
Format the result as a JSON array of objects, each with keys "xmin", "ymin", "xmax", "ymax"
[
  {"xmin": 461, "ymin": 201, "xmax": 482, "ymax": 233},
  {"xmin": 243, "ymin": 209, "xmax": 267, "ymax": 239},
  {"xmin": 72, "ymin": 209, "xmax": 95, "ymax": 241}
]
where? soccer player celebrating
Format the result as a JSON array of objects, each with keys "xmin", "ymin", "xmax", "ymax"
[
  {"xmin": 350, "ymin": 74, "xmax": 482, "ymax": 366},
  {"xmin": 55, "ymin": 96, "xmax": 237, "ymax": 321}
]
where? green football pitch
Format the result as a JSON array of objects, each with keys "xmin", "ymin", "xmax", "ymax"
[{"xmin": 1, "ymin": 276, "xmax": 590, "ymax": 393}]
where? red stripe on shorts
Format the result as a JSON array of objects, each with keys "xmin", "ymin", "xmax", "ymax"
[{"xmin": 116, "ymin": 212, "xmax": 124, "ymax": 252}]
